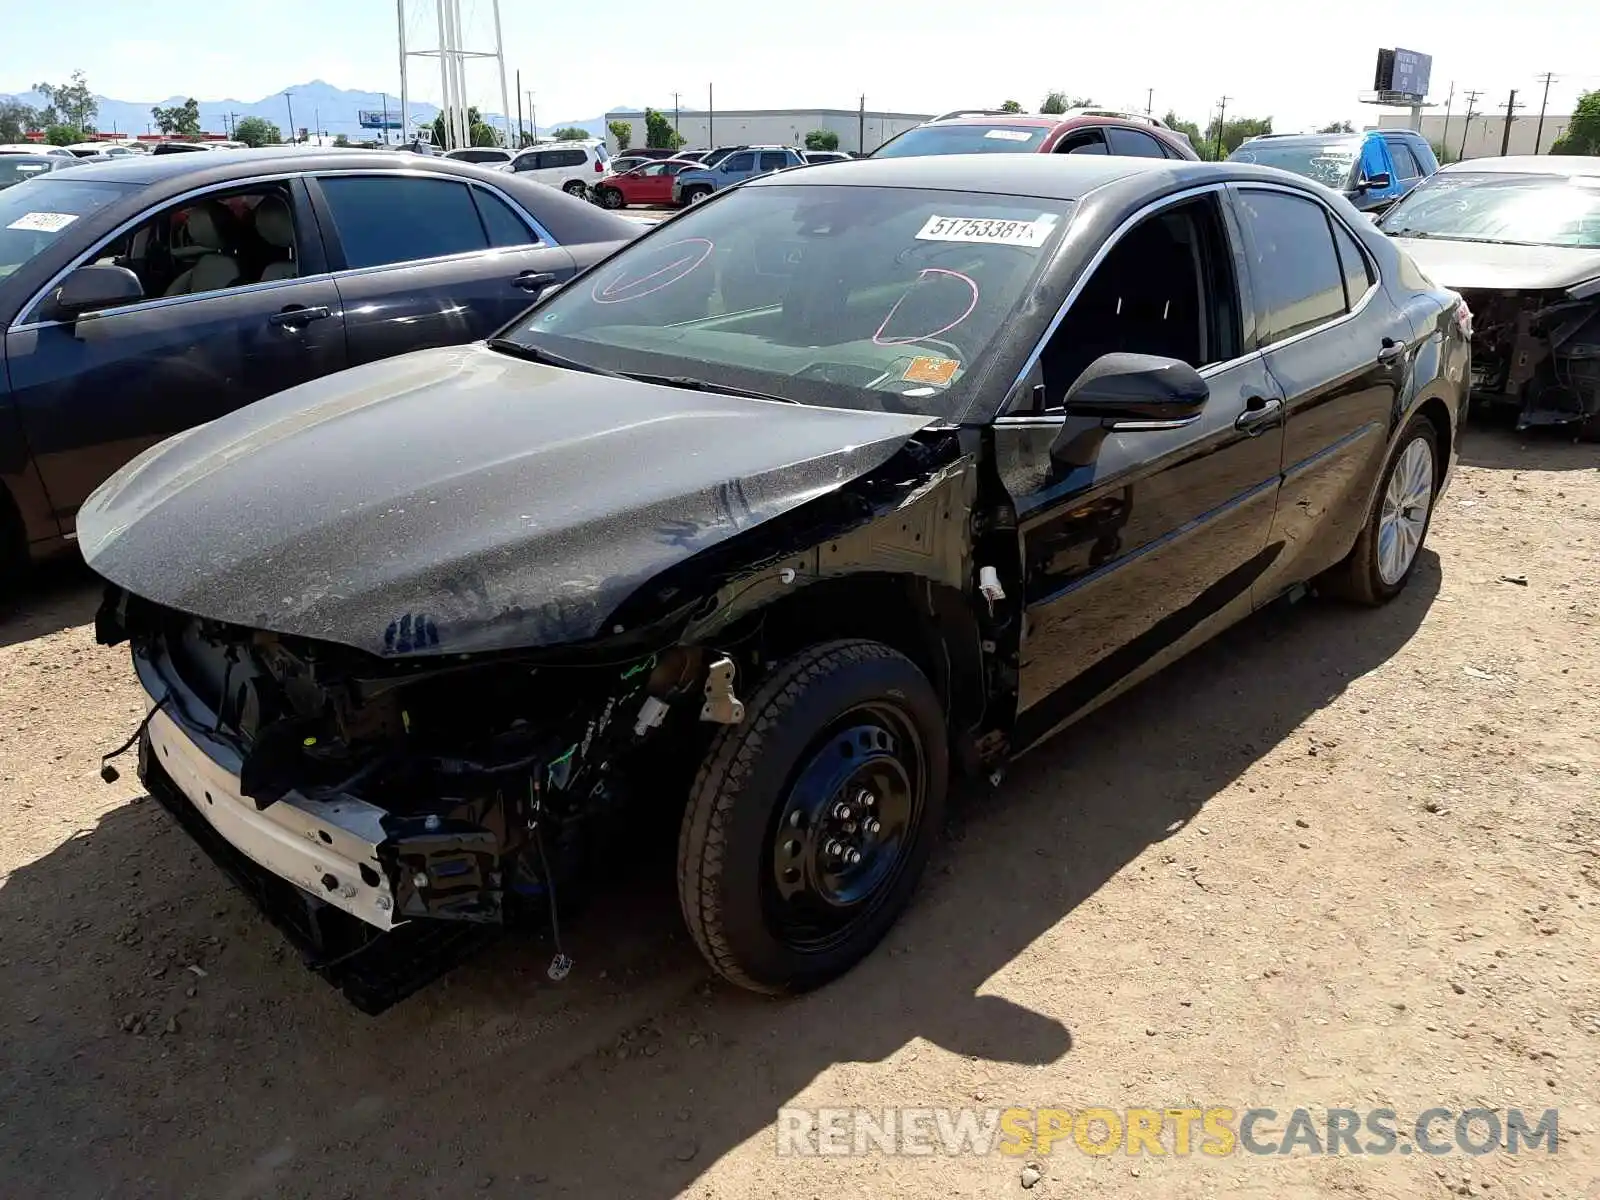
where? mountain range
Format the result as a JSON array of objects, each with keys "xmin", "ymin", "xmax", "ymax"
[{"xmin": 0, "ymin": 79, "xmax": 620, "ymax": 141}]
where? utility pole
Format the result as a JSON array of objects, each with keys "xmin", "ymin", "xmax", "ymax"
[
  {"xmin": 1534, "ymin": 71, "xmax": 1557, "ymax": 153},
  {"xmin": 671, "ymin": 91, "xmax": 681, "ymax": 134},
  {"xmin": 859, "ymin": 93, "xmax": 866, "ymax": 154},
  {"xmin": 397, "ymin": 0, "xmax": 409, "ymax": 146},
  {"xmin": 1499, "ymin": 88, "xmax": 1521, "ymax": 156},
  {"xmin": 284, "ymin": 91, "xmax": 296, "ymax": 143},
  {"xmin": 515, "ymin": 70, "xmax": 522, "ymax": 145},
  {"xmin": 708, "ymin": 82, "xmax": 714, "ymax": 149},
  {"xmin": 1439, "ymin": 81, "xmax": 1454, "ymax": 161},
  {"xmin": 527, "ymin": 91, "xmax": 536, "ymax": 139},
  {"xmin": 1145, "ymin": 87, "xmax": 1153, "ymax": 117},
  {"xmin": 1212, "ymin": 95, "xmax": 1230, "ymax": 160},
  {"xmin": 1458, "ymin": 90, "xmax": 1480, "ymax": 160}
]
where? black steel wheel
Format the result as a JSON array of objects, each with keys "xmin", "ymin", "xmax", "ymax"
[{"xmin": 677, "ymin": 639, "xmax": 948, "ymax": 993}]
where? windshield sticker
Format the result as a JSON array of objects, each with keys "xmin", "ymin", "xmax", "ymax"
[
  {"xmin": 902, "ymin": 356, "xmax": 960, "ymax": 385},
  {"xmin": 591, "ymin": 238, "xmax": 714, "ymax": 304},
  {"xmin": 7, "ymin": 212, "xmax": 79, "ymax": 233},
  {"xmin": 915, "ymin": 213, "xmax": 1058, "ymax": 247},
  {"xmin": 984, "ymin": 129, "xmax": 1034, "ymax": 141},
  {"xmin": 874, "ymin": 268, "xmax": 979, "ymax": 346}
]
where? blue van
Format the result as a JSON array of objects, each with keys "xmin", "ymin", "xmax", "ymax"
[{"xmin": 1228, "ymin": 129, "xmax": 1439, "ymax": 213}]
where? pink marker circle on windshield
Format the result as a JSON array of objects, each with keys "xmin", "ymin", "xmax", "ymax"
[
  {"xmin": 591, "ymin": 238, "xmax": 715, "ymax": 304},
  {"xmin": 873, "ymin": 268, "xmax": 979, "ymax": 345}
]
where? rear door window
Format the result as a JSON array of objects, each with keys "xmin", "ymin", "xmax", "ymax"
[
  {"xmin": 472, "ymin": 187, "xmax": 537, "ymax": 248},
  {"xmin": 1236, "ymin": 188, "xmax": 1349, "ymax": 342},
  {"xmin": 1106, "ymin": 127, "xmax": 1168, "ymax": 158},
  {"xmin": 318, "ymin": 175, "xmax": 489, "ymax": 269},
  {"xmin": 757, "ymin": 151, "xmax": 790, "ymax": 172}
]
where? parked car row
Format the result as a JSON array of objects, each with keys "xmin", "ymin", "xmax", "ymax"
[{"xmin": 9, "ymin": 134, "xmax": 1480, "ymax": 1011}]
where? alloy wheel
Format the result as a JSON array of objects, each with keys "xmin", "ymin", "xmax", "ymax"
[{"xmin": 1377, "ymin": 436, "xmax": 1434, "ymax": 585}]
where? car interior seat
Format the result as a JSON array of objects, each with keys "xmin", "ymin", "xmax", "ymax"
[
  {"xmin": 163, "ymin": 201, "xmax": 242, "ymax": 297},
  {"xmin": 251, "ymin": 195, "xmax": 297, "ymax": 282}
]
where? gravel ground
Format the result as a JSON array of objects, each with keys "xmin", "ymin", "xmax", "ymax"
[{"xmin": 1, "ymin": 424, "xmax": 1597, "ymax": 1199}]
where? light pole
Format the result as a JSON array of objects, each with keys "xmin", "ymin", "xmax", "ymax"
[{"xmin": 284, "ymin": 91, "xmax": 296, "ymax": 143}]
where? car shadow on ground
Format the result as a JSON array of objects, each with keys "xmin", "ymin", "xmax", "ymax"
[
  {"xmin": 1456, "ymin": 420, "xmax": 1597, "ymax": 472},
  {"xmin": 0, "ymin": 555, "xmax": 1440, "ymax": 1198},
  {"xmin": 0, "ymin": 557, "xmax": 101, "ymax": 650}
]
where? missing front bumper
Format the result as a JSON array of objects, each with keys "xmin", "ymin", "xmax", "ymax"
[{"xmin": 138, "ymin": 710, "xmax": 502, "ymax": 1014}]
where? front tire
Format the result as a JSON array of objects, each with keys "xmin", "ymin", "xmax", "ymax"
[
  {"xmin": 596, "ymin": 186, "xmax": 625, "ymax": 209},
  {"xmin": 677, "ymin": 639, "xmax": 948, "ymax": 994},
  {"xmin": 682, "ymin": 185, "xmax": 712, "ymax": 206},
  {"xmin": 1325, "ymin": 414, "xmax": 1439, "ymax": 604}
]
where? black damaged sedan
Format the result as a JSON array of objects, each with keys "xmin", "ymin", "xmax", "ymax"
[{"xmin": 80, "ymin": 155, "xmax": 1470, "ymax": 1011}]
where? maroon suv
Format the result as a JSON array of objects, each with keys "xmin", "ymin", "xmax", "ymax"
[{"xmin": 872, "ymin": 108, "xmax": 1198, "ymax": 160}]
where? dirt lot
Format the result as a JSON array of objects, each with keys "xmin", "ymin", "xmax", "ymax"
[{"xmin": 2, "ymin": 425, "xmax": 1597, "ymax": 1200}]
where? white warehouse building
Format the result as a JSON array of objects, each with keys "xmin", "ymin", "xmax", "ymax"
[{"xmin": 601, "ymin": 107, "xmax": 933, "ymax": 156}]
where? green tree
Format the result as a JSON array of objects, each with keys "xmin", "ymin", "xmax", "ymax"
[
  {"xmin": 1550, "ymin": 89, "xmax": 1600, "ymax": 155},
  {"xmin": 0, "ymin": 100, "xmax": 44, "ymax": 142},
  {"xmin": 1318, "ymin": 120, "xmax": 1355, "ymax": 134},
  {"xmin": 232, "ymin": 115, "xmax": 282, "ymax": 147},
  {"xmin": 804, "ymin": 129, "xmax": 840, "ymax": 151},
  {"xmin": 152, "ymin": 98, "xmax": 202, "ymax": 137},
  {"xmin": 1040, "ymin": 92, "xmax": 1094, "ymax": 115},
  {"xmin": 1206, "ymin": 114, "xmax": 1272, "ymax": 159},
  {"xmin": 643, "ymin": 107, "xmax": 685, "ymax": 150},
  {"xmin": 1429, "ymin": 141, "xmax": 1460, "ymax": 165},
  {"xmin": 44, "ymin": 124, "xmax": 79, "ymax": 146},
  {"xmin": 32, "ymin": 70, "xmax": 97, "ymax": 133},
  {"xmin": 552, "ymin": 126, "xmax": 590, "ymax": 141},
  {"xmin": 1000, "ymin": 99, "xmax": 1023, "ymax": 113},
  {"xmin": 607, "ymin": 119, "xmax": 633, "ymax": 151},
  {"xmin": 1161, "ymin": 110, "xmax": 1207, "ymax": 156},
  {"xmin": 433, "ymin": 106, "xmax": 500, "ymax": 149}
]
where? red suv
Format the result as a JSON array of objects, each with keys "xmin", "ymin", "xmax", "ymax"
[{"xmin": 872, "ymin": 108, "xmax": 1198, "ymax": 161}]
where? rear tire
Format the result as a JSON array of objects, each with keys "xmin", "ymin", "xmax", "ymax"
[
  {"xmin": 596, "ymin": 186, "xmax": 625, "ymax": 209},
  {"xmin": 562, "ymin": 180, "xmax": 588, "ymax": 199},
  {"xmin": 0, "ymin": 487, "xmax": 28, "ymax": 604},
  {"xmin": 1323, "ymin": 414, "xmax": 1439, "ymax": 605},
  {"xmin": 677, "ymin": 639, "xmax": 948, "ymax": 994}
]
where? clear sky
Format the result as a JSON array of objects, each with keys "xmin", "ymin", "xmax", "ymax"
[{"xmin": 3, "ymin": 0, "xmax": 1596, "ymax": 130}]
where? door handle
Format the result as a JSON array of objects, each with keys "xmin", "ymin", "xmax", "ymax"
[
  {"xmin": 513, "ymin": 270, "xmax": 560, "ymax": 292},
  {"xmin": 1234, "ymin": 396, "xmax": 1283, "ymax": 435},
  {"xmin": 267, "ymin": 304, "xmax": 331, "ymax": 328},
  {"xmin": 1377, "ymin": 337, "xmax": 1408, "ymax": 363}
]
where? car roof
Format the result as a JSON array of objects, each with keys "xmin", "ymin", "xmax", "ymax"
[
  {"xmin": 926, "ymin": 115, "xmax": 1062, "ymax": 128},
  {"xmin": 47, "ymin": 146, "xmax": 510, "ymax": 185},
  {"xmin": 1437, "ymin": 154, "xmax": 1600, "ymax": 176},
  {"xmin": 746, "ymin": 153, "xmax": 1232, "ymax": 200}
]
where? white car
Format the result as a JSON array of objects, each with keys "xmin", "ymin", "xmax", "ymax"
[
  {"xmin": 65, "ymin": 142, "xmax": 136, "ymax": 158},
  {"xmin": 0, "ymin": 143, "xmax": 75, "ymax": 158},
  {"xmin": 501, "ymin": 141, "xmax": 612, "ymax": 198}
]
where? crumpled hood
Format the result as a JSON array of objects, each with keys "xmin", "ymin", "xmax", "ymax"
[
  {"xmin": 1392, "ymin": 236, "xmax": 1600, "ymax": 293},
  {"xmin": 78, "ymin": 344, "xmax": 934, "ymax": 657}
]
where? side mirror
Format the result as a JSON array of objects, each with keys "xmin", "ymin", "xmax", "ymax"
[
  {"xmin": 1360, "ymin": 171, "xmax": 1392, "ymax": 191},
  {"xmin": 48, "ymin": 264, "xmax": 144, "ymax": 320},
  {"xmin": 1062, "ymin": 353, "xmax": 1209, "ymax": 423}
]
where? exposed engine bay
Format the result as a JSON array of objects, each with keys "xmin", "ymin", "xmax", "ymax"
[{"xmin": 1459, "ymin": 284, "xmax": 1600, "ymax": 434}]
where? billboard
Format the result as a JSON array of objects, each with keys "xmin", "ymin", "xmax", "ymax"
[
  {"xmin": 358, "ymin": 109, "xmax": 403, "ymax": 130},
  {"xmin": 1373, "ymin": 48, "xmax": 1432, "ymax": 101}
]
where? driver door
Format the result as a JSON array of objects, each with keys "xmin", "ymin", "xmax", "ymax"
[{"xmin": 1001, "ymin": 187, "xmax": 1286, "ymax": 750}]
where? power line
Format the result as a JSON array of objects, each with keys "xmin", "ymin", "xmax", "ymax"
[{"xmin": 1534, "ymin": 71, "xmax": 1557, "ymax": 153}]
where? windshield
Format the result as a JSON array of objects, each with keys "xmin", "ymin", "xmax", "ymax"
[
  {"xmin": 500, "ymin": 183, "xmax": 1073, "ymax": 418},
  {"xmin": 0, "ymin": 159, "xmax": 57, "ymax": 189},
  {"xmin": 873, "ymin": 124, "xmax": 1049, "ymax": 158},
  {"xmin": 1381, "ymin": 172, "xmax": 1600, "ymax": 248},
  {"xmin": 1229, "ymin": 141, "xmax": 1360, "ymax": 189},
  {"xmin": 0, "ymin": 178, "xmax": 133, "ymax": 282}
]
